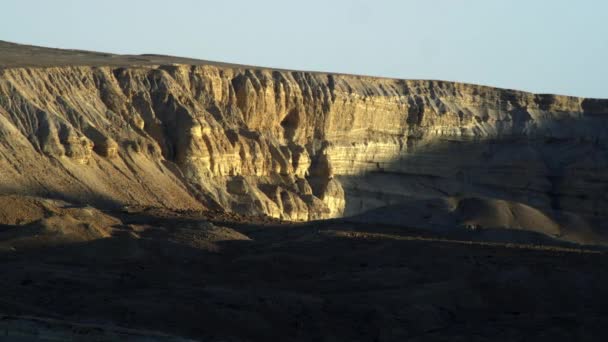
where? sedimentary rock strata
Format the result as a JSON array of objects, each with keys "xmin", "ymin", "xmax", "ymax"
[{"xmin": 1, "ymin": 41, "xmax": 607, "ymax": 224}]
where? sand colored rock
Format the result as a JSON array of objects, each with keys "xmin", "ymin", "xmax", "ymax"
[{"xmin": 1, "ymin": 41, "xmax": 608, "ymax": 225}]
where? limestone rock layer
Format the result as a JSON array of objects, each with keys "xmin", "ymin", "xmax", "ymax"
[{"xmin": 1, "ymin": 51, "xmax": 607, "ymax": 223}]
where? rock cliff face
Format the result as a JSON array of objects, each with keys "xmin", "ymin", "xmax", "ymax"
[{"xmin": 1, "ymin": 41, "xmax": 607, "ymax": 223}]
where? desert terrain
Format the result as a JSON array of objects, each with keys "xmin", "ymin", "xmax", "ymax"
[{"xmin": 1, "ymin": 41, "xmax": 608, "ymax": 341}]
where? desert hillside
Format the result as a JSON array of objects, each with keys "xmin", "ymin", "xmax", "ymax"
[{"xmin": 1, "ymin": 41, "xmax": 608, "ymax": 234}]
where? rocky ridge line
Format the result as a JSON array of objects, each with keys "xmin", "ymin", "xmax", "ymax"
[{"xmin": 1, "ymin": 42, "xmax": 607, "ymax": 223}]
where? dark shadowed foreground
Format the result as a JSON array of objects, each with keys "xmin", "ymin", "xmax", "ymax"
[{"xmin": 0, "ymin": 196, "xmax": 607, "ymax": 341}]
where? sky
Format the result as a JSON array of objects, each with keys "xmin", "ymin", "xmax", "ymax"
[{"xmin": 2, "ymin": 0, "xmax": 607, "ymax": 98}]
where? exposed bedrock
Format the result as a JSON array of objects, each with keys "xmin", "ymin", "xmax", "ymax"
[{"xmin": 0, "ymin": 64, "xmax": 607, "ymax": 223}]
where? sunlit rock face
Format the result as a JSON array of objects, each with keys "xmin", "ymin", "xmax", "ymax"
[{"xmin": 1, "ymin": 58, "xmax": 607, "ymax": 221}]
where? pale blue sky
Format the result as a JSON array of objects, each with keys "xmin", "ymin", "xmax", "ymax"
[{"xmin": 2, "ymin": 0, "xmax": 607, "ymax": 98}]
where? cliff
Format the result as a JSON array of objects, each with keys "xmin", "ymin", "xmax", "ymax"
[{"xmin": 1, "ymin": 41, "xmax": 607, "ymax": 224}]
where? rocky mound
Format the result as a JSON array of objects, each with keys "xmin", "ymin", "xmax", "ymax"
[
  {"xmin": 0, "ymin": 195, "xmax": 119, "ymax": 252},
  {"xmin": 0, "ymin": 194, "xmax": 255, "ymax": 258},
  {"xmin": 348, "ymin": 196, "xmax": 607, "ymax": 246}
]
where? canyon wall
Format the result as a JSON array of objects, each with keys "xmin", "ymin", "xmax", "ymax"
[{"xmin": 1, "ymin": 61, "xmax": 607, "ymax": 222}]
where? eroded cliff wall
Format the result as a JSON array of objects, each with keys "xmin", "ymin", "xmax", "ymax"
[{"xmin": 1, "ymin": 62, "xmax": 607, "ymax": 222}]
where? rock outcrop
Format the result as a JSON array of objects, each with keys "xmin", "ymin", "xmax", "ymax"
[{"xmin": 1, "ymin": 41, "xmax": 607, "ymax": 224}]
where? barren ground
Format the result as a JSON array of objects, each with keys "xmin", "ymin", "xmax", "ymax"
[{"xmin": 0, "ymin": 197, "xmax": 607, "ymax": 341}]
